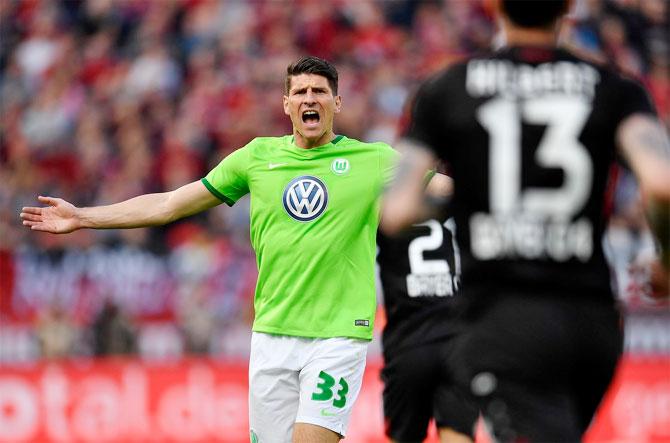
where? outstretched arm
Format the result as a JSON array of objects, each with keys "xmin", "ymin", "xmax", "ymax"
[
  {"xmin": 21, "ymin": 180, "xmax": 221, "ymax": 234},
  {"xmin": 380, "ymin": 139, "xmax": 442, "ymax": 235},
  {"xmin": 617, "ymin": 113, "xmax": 670, "ymax": 267}
]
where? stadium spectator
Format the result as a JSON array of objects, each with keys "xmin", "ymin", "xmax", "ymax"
[
  {"xmin": 92, "ymin": 299, "xmax": 137, "ymax": 356},
  {"xmin": 35, "ymin": 304, "xmax": 78, "ymax": 359}
]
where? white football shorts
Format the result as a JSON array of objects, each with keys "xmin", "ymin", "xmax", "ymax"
[{"xmin": 248, "ymin": 332, "xmax": 368, "ymax": 443}]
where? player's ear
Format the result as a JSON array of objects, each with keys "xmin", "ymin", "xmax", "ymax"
[
  {"xmin": 334, "ymin": 95, "xmax": 342, "ymax": 114},
  {"xmin": 283, "ymin": 95, "xmax": 290, "ymax": 115}
]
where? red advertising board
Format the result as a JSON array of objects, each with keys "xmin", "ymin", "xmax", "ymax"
[
  {"xmin": 0, "ymin": 356, "xmax": 668, "ymax": 442},
  {"xmin": 585, "ymin": 356, "xmax": 670, "ymax": 442}
]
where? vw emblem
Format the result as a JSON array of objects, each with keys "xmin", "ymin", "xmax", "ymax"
[{"xmin": 283, "ymin": 176, "xmax": 328, "ymax": 222}]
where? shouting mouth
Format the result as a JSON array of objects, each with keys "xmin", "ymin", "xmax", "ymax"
[{"xmin": 302, "ymin": 110, "xmax": 320, "ymax": 128}]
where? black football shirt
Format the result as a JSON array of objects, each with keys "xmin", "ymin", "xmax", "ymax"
[
  {"xmin": 404, "ymin": 47, "xmax": 656, "ymax": 302},
  {"xmin": 378, "ymin": 217, "xmax": 462, "ymax": 351}
]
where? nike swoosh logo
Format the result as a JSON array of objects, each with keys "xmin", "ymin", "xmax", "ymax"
[
  {"xmin": 269, "ymin": 162, "xmax": 288, "ymax": 169},
  {"xmin": 320, "ymin": 409, "xmax": 337, "ymax": 417}
]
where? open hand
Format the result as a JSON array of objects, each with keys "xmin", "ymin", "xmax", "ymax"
[{"xmin": 20, "ymin": 196, "xmax": 81, "ymax": 234}]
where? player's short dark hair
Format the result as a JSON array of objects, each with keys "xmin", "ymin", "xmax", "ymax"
[
  {"xmin": 285, "ymin": 56, "xmax": 339, "ymax": 95},
  {"xmin": 501, "ymin": 0, "xmax": 569, "ymax": 29}
]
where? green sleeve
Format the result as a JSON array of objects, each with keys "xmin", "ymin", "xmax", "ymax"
[
  {"xmin": 423, "ymin": 169, "xmax": 437, "ymax": 186},
  {"xmin": 379, "ymin": 143, "xmax": 400, "ymax": 188},
  {"xmin": 202, "ymin": 144, "xmax": 251, "ymax": 206}
]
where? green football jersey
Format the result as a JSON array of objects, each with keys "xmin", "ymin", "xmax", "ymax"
[{"xmin": 202, "ymin": 135, "xmax": 397, "ymax": 340}]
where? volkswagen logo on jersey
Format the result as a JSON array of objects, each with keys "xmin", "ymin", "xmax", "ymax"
[{"xmin": 283, "ymin": 176, "xmax": 329, "ymax": 222}]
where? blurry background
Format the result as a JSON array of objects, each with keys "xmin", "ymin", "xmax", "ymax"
[{"xmin": 0, "ymin": 1, "xmax": 668, "ymax": 442}]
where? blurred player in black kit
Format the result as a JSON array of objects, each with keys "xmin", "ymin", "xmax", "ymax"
[
  {"xmin": 378, "ymin": 172, "xmax": 478, "ymax": 443},
  {"xmin": 381, "ymin": 0, "xmax": 670, "ymax": 441}
]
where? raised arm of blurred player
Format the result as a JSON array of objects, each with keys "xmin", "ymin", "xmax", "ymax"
[
  {"xmin": 426, "ymin": 170, "xmax": 454, "ymax": 199},
  {"xmin": 20, "ymin": 181, "xmax": 220, "ymax": 234},
  {"xmin": 381, "ymin": 140, "xmax": 442, "ymax": 235},
  {"xmin": 617, "ymin": 114, "xmax": 670, "ymax": 267}
]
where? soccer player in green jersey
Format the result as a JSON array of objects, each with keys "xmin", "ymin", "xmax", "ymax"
[{"xmin": 21, "ymin": 56, "xmax": 397, "ymax": 443}]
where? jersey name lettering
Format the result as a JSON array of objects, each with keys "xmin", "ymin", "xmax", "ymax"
[
  {"xmin": 470, "ymin": 214, "xmax": 593, "ymax": 262},
  {"xmin": 407, "ymin": 273, "xmax": 455, "ymax": 297},
  {"xmin": 466, "ymin": 60, "xmax": 600, "ymax": 99}
]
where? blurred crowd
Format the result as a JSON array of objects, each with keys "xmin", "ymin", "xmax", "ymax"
[{"xmin": 1, "ymin": 0, "xmax": 668, "ymax": 362}]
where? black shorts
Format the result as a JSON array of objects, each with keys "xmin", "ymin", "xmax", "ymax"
[
  {"xmin": 451, "ymin": 293, "xmax": 623, "ymax": 442},
  {"xmin": 382, "ymin": 338, "xmax": 479, "ymax": 441}
]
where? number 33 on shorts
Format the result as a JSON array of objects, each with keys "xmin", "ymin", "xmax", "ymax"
[{"xmin": 312, "ymin": 371, "xmax": 349, "ymax": 408}]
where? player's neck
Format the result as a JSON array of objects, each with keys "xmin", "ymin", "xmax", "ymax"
[
  {"xmin": 502, "ymin": 21, "xmax": 559, "ymax": 48},
  {"xmin": 293, "ymin": 131, "xmax": 336, "ymax": 149}
]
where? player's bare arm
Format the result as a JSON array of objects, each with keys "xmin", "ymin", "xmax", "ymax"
[
  {"xmin": 618, "ymin": 114, "xmax": 670, "ymax": 197},
  {"xmin": 381, "ymin": 139, "xmax": 440, "ymax": 235},
  {"xmin": 617, "ymin": 113, "xmax": 670, "ymax": 267},
  {"xmin": 20, "ymin": 180, "xmax": 220, "ymax": 234},
  {"xmin": 426, "ymin": 171, "xmax": 454, "ymax": 199}
]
